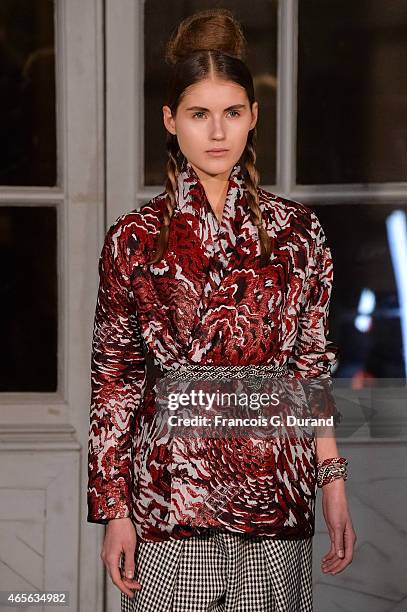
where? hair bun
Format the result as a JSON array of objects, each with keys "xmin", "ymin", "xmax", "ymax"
[{"xmin": 165, "ymin": 8, "xmax": 248, "ymax": 65}]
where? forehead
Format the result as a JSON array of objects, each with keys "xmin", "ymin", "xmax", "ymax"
[{"xmin": 180, "ymin": 78, "xmax": 247, "ymax": 108}]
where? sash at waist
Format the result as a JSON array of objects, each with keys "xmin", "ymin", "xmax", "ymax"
[{"xmin": 161, "ymin": 363, "xmax": 289, "ymax": 381}]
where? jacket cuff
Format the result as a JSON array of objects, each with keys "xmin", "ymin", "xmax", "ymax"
[{"xmin": 87, "ymin": 486, "xmax": 132, "ymax": 524}]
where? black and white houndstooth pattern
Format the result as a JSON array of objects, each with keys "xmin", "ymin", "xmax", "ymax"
[{"xmin": 120, "ymin": 530, "xmax": 313, "ymax": 611}]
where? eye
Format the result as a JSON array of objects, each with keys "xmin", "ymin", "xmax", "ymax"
[{"xmin": 191, "ymin": 110, "xmax": 241, "ymax": 119}]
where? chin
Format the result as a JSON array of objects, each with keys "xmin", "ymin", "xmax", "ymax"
[
  {"xmin": 204, "ymin": 163, "xmax": 231, "ymax": 177},
  {"xmin": 202, "ymin": 157, "xmax": 234, "ymax": 168}
]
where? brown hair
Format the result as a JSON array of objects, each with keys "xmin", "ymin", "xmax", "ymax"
[{"xmin": 148, "ymin": 8, "xmax": 271, "ymax": 266}]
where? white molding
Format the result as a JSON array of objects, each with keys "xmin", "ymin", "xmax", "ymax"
[
  {"xmin": 105, "ymin": 0, "xmax": 142, "ymax": 225},
  {"xmin": 0, "ymin": 189, "xmax": 65, "ymax": 203},
  {"xmin": 59, "ymin": 0, "xmax": 105, "ymax": 611},
  {"xmin": 335, "ymin": 438, "xmax": 407, "ymax": 444},
  {"xmin": 0, "ymin": 408, "xmax": 69, "ymax": 426},
  {"xmin": 0, "ymin": 423, "xmax": 80, "ymax": 450},
  {"xmin": 276, "ymin": 0, "xmax": 298, "ymax": 194},
  {"xmin": 289, "ymin": 183, "xmax": 407, "ymax": 204}
]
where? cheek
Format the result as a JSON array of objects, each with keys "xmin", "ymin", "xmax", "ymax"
[
  {"xmin": 230, "ymin": 120, "xmax": 253, "ymax": 145},
  {"xmin": 176, "ymin": 124, "xmax": 204, "ymax": 154}
]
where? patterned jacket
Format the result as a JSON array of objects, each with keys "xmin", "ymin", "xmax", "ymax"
[{"xmin": 87, "ymin": 158, "xmax": 339, "ymax": 541}]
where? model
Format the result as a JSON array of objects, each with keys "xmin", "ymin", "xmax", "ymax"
[{"xmin": 87, "ymin": 8, "xmax": 357, "ymax": 612}]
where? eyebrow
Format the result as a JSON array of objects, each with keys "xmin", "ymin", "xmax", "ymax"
[{"xmin": 185, "ymin": 104, "xmax": 246, "ymax": 111}]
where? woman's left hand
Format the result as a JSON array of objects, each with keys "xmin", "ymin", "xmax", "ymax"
[{"xmin": 321, "ymin": 478, "xmax": 357, "ymax": 575}]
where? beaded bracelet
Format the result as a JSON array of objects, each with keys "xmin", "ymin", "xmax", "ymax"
[{"xmin": 316, "ymin": 456, "xmax": 348, "ymax": 488}]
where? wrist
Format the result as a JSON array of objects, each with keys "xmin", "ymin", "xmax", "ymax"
[{"xmin": 321, "ymin": 477, "xmax": 346, "ymax": 493}]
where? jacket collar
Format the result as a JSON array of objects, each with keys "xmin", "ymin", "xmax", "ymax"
[
  {"xmin": 175, "ymin": 157, "xmax": 247, "ymax": 266},
  {"xmin": 176, "ymin": 158, "xmax": 245, "ymax": 219}
]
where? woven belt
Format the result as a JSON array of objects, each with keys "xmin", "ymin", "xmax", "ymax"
[{"xmin": 162, "ymin": 363, "xmax": 289, "ymax": 382}]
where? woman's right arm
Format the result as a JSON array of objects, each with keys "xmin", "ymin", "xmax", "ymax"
[
  {"xmin": 87, "ymin": 218, "xmax": 146, "ymax": 598},
  {"xmin": 288, "ymin": 209, "xmax": 356, "ymax": 574}
]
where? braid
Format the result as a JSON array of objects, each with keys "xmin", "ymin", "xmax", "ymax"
[
  {"xmin": 243, "ymin": 129, "xmax": 272, "ymax": 266},
  {"xmin": 146, "ymin": 133, "xmax": 180, "ymax": 265}
]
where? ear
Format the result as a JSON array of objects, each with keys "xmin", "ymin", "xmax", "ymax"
[
  {"xmin": 249, "ymin": 101, "xmax": 259, "ymax": 130},
  {"xmin": 162, "ymin": 105, "xmax": 176, "ymax": 135}
]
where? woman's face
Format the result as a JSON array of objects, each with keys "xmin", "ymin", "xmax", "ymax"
[{"xmin": 163, "ymin": 77, "xmax": 258, "ymax": 178}]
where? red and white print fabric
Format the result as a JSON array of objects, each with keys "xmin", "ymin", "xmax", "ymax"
[{"xmin": 87, "ymin": 159, "xmax": 339, "ymax": 541}]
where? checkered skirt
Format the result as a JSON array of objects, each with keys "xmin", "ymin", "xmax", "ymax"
[{"xmin": 120, "ymin": 529, "xmax": 313, "ymax": 611}]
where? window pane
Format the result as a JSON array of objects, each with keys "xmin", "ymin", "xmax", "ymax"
[
  {"xmin": 312, "ymin": 203, "xmax": 406, "ymax": 380},
  {"xmin": 298, "ymin": 1, "xmax": 407, "ymax": 184},
  {"xmin": 0, "ymin": 206, "xmax": 57, "ymax": 391},
  {"xmin": 0, "ymin": 0, "xmax": 56, "ymax": 186},
  {"xmin": 144, "ymin": 0, "xmax": 277, "ymax": 186}
]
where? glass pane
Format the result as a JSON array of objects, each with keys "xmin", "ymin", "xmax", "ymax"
[
  {"xmin": 0, "ymin": 0, "xmax": 56, "ymax": 186},
  {"xmin": 298, "ymin": 1, "xmax": 407, "ymax": 184},
  {"xmin": 312, "ymin": 203, "xmax": 407, "ymax": 380},
  {"xmin": 0, "ymin": 206, "xmax": 57, "ymax": 391},
  {"xmin": 144, "ymin": 0, "xmax": 278, "ymax": 186}
]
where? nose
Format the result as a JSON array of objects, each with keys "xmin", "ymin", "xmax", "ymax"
[{"xmin": 208, "ymin": 117, "xmax": 226, "ymax": 140}]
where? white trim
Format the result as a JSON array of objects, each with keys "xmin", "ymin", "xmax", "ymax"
[
  {"xmin": 290, "ymin": 183, "xmax": 407, "ymax": 204},
  {"xmin": 0, "ymin": 189, "xmax": 65, "ymax": 202},
  {"xmin": 0, "ymin": 423, "xmax": 81, "ymax": 450},
  {"xmin": 105, "ymin": 0, "xmax": 143, "ymax": 225},
  {"xmin": 276, "ymin": 0, "xmax": 298, "ymax": 194},
  {"xmin": 334, "ymin": 438, "xmax": 407, "ymax": 444},
  {"xmin": 61, "ymin": 0, "xmax": 105, "ymax": 611}
]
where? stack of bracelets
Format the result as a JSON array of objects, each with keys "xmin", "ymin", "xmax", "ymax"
[{"xmin": 316, "ymin": 456, "xmax": 348, "ymax": 488}]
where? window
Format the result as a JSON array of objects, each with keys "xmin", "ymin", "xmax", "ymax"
[
  {"xmin": 0, "ymin": 0, "xmax": 57, "ymax": 186},
  {"xmin": 314, "ymin": 203, "xmax": 406, "ymax": 379},
  {"xmin": 0, "ymin": 0, "xmax": 57, "ymax": 391},
  {"xmin": 297, "ymin": 0, "xmax": 407, "ymax": 184}
]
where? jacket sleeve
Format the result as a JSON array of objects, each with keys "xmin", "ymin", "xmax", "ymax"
[
  {"xmin": 288, "ymin": 210, "xmax": 341, "ymax": 424},
  {"xmin": 87, "ymin": 218, "xmax": 146, "ymax": 524}
]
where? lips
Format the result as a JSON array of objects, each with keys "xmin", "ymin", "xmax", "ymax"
[{"xmin": 206, "ymin": 149, "xmax": 229, "ymax": 157}]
